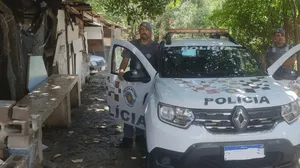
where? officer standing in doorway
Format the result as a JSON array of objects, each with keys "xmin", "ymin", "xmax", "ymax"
[{"xmin": 117, "ymin": 22, "xmax": 159, "ymax": 149}]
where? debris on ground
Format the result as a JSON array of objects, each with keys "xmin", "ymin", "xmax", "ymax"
[{"xmin": 42, "ymin": 73, "xmax": 146, "ymax": 168}]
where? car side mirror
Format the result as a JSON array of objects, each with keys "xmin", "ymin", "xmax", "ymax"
[
  {"xmin": 123, "ymin": 70, "xmax": 151, "ymax": 83},
  {"xmin": 273, "ymin": 67, "xmax": 298, "ymax": 80}
]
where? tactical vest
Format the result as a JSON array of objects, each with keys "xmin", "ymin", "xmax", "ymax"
[{"xmin": 271, "ymin": 44, "xmax": 290, "ymax": 53}]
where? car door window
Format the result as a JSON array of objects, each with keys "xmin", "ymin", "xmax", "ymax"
[
  {"xmin": 112, "ymin": 45, "xmax": 147, "ymax": 75},
  {"xmin": 267, "ymin": 44, "xmax": 300, "ymax": 76},
  {"xmin": 111, "ymin": 46, "xmax": 123, "ymax": 73},
  {"xmin": 272, "ymin": 52, "xmax": 298, "ymax": 80}
]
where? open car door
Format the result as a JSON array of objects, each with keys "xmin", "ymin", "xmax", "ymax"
[
  {"xmin": 105, "ymin": 40, "xmax": 157, "ymax": 130},
  {"xmin": 267, "ymin": 43, "xmax": 300, "ymax": 95}
]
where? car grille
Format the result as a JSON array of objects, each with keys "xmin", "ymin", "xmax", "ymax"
[{"xmin": 193, "ymin": 106, "xmax": 283, "ymax": 133}]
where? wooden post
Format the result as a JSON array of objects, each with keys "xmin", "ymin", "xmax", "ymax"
[
  {"xmin": 111, "ymin": 24, "xmax": 115, "ymax": 40},
  {"xmin": 296, "ymin": 17, "xmax": 300, "ymax": 71},
  {"xmin": 64, "ymin": 7, "xmax": 70, "ymax": 75},
  {"xmin": 45, "ymin": 94, "xmax": 71, "ymax": 127},
  {"xmin": 294, "ymin": 17, "xmax": 300, "ymax": 74},
  {"xmin": 284, "ymin": 17, "xmax": 290, "ymax": 42}
]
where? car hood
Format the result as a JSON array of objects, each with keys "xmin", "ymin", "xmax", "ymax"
[{"xmin": 154, "ymin": 76, "xmax": 297, "ymax": 109}]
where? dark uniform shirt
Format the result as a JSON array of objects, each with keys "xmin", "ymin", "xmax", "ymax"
[
  {"xmin": 122, "ymin": 39, "xmax": 159, "ymax": 71},
  {"xmin": 265, "ymin": 43, "xmax": 292, "ymax": 68}
]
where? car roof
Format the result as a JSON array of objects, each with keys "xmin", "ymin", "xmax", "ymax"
[{"xmin": 165, "ymin": 38, "xmax": 242, "ymax": 47}]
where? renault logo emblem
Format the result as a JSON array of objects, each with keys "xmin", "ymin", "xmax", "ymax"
[{"xmin": 232, "ymin": 106, "xmax": 249, "ymax": 131}]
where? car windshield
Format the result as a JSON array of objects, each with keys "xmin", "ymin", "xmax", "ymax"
[{"xmin": 161, "ymin": 45, "xmax": 266, "ymax": 78}]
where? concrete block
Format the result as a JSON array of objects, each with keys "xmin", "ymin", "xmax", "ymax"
[
  {"xmin": 12, "ymin": 105, "xmax": 30, "ymax": 121},
  {"xmin": 0, "ymin": 100, "xmax": 16, "ymax": 122},
  {"xmin": 8, "ymin": 140, "xmax": 37, "ymax": 168},
  {"xmin": 0, "ymin": 154, "xmax": 28, "ymax": 168},
  {"xmin": 7, "ymin": 133, "xmax": 36, "ymax": 148},
  {"xmin": 4, "ymin": 120, "xmax": 32, "ymax": 136}
]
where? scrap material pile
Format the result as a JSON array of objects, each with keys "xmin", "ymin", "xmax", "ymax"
[{"xmin": 0, "ymin": 100, "xmax": 42, "ymax": 168}]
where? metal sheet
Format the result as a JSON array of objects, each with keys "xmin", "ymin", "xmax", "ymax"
[
  {"xmin": 85, "ymin": 26, "xmax": 103, "ymax": 39},
  {"xmin": 72, "ymin": 38, "xmax": 84, "ymax": 53},
  {"xmin": 28, "ymin": 56, "xmax": 48, "ymax": 92}
]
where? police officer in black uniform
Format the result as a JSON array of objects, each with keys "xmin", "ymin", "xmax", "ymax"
[
  {"xmin": 265, "ymin": 28, "xmax": 295, "ymax": 69},
  {"xmin": 117, "ymin": 22, "xmax": 159, "ymax": 148}
]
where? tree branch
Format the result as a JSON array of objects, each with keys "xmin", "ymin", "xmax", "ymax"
[
  {"xmin": 291, "ymin": 0, "xmax": 298, "ymax": 18},
  {"xmin": 289, "ymin": 0, "xmax": 296, "ymax": 18}
]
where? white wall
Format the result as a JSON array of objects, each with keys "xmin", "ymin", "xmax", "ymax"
[
  {"xmin": 72, "ymin": 37, "xmax": 90, "ymax": 87},
  {"xmin": 53, "ymin": 10, "xmax": 68, "ymax": 75},
  {"xmin": 85, "ymin": 26, "xmax": 103, "ymax": 39},
  {"xmin": 83, "ymin": 31, "xmax": 90, "ymax": 83},
  {"xmin": 114, "ymin": 28, "xmax": 121, "ymax": 40},
  {"xmin": 103, "ymin": 38, "xmax": 111, "ymax": 46},
  {"xmin": 53, "ymin": 10, "xmax": 90, "ymax": 88},
  {"xmin": 68, "ymin": 25, "xmax": 79, "ymax": 42}
]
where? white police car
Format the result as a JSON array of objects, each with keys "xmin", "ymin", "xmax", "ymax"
[{"xmin": 105, "ymin": 29, "xmax": 300, "ymax": 168}]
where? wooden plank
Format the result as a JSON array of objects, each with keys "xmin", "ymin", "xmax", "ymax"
[
  {"xmin": 13, "ymin": 74, "xmax": 79, "ymax": 123},
  {"xmin": 37, "ymin": 127, "xmax": 43, "ymax": 164},
  {"xmin": 70, "ymin": 82, "xmax": 81, "ymax": 108},
  {"xmin": 45, "ymin": 94, "xmax": 71, "ymax": 126}
]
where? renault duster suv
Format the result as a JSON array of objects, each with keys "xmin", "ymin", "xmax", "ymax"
[{"xmin": 105, "ymin": 29, "xmax": 300, "ymax": 168}]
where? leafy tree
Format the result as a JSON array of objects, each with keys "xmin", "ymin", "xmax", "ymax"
[
  {"xmin": 153, "ymin": 0, "xmax": 224, "ymax": 40},
  {"xmin": 82, "ymin": 0, "xmax": 178, "ymax": 39},
  {"xmin": 210, "ymin": 0, "xmax": 300, "ymax": 66}
]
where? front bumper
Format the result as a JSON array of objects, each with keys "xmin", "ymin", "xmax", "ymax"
[{"xmin": 149, "ymin": 139, "xmax": 300, "ymax": 168}]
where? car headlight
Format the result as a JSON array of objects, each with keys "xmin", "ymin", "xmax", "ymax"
[
  {"xmin": 281, "ymin": 100, "xmax": 300, "ymax": 124},
  {"xmin": 158, "ymin": 103, "xmax": 194, "ymax": 128}
]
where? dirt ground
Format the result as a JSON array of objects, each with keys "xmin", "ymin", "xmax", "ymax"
[{"xmin": 42, "ymin": 73, "xmax": 146, "ymax": 168}]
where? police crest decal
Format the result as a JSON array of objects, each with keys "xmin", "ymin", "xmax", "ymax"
[{"xmin": 123, "ymin": 86, "xmax": 138, "ymax": 107}]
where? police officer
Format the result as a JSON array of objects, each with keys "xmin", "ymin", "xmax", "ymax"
[
  {"xmin": 117, "ymin": 22, "xmax": 159, "ymax": 148},
  {"xmin": 265, "ymin": 28, "xmax": 295, "ymax": 69}
]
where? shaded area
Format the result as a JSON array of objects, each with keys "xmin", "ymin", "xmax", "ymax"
[
  {"xmin": 0, "ymin": 0, "xmax": 28, "ymax": 101},
  {"xmin": 42, "ymin": 73, "xmax": 146, "ymax": 168}
]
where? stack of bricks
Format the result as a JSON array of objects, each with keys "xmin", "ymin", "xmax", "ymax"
[
  {"xmin": 0, "ymin": 154, "xmax": 28, "ymax": 168},
  {"xmin": 0, "ymin": 101, "xmax": 42, "ymax": 168}
]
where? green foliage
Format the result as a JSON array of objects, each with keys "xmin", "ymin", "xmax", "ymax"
[
  {"xmin": 210, "ymin": 0, "xmax": 300, "ymax": 59},
  {"xmin": 171, "ymin": 1, "xmax": 209, "ymax": 28},
  {"xmin": 82, "ymin": 0, "xmax": 225, "ymax": 40},
  {"xmin": 82, "ymin": 0, "xmax": 177, "ymax": 25},
  {"xmin": 153, "ymin": 0, "xmax": 224, "ymax": 39},
  {"xmin": 82, "ymin": 0, "xmax": 179, "ymax": 39}
]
